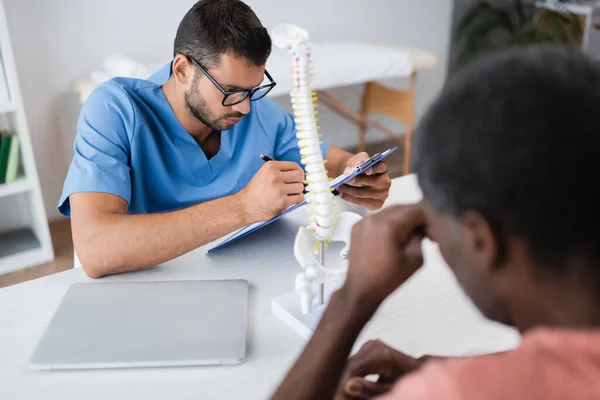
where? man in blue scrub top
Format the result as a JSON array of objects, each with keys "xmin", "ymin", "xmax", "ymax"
[{"xmin": 59, "ymin": 0, "xmax": 392, "ymax": 279}]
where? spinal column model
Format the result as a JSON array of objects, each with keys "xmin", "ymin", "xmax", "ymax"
[{"xmin": 272, "ymin": 24, "xmax": 362, "ymax": 315}]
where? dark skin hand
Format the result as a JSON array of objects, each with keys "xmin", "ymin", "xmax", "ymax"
[
  {"xmin": 335, "ymin": 340, "xmax": 430, "ymax": 400},
  {"xmin": 335, "ymin": 342, "xmax": 506, "ymax": 399},
  {"xmin": 270, "ymin": 203, "xmax": 426, "ymax": 400}
]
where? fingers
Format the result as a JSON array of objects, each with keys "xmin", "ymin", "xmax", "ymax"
[
  {"xmin": 364, "ymin": 161, "xmax": 388, "ymax": 176},
  {"xmin": 404, "ymin": 234, "xmax": 424, "ymax": 257},
  {"xmin": 401, "ymin": 235, "xmax": 425, "ymax": 274},
  {"xmin": 337, "ymin": 181, "xmax": 390, "ymax": 212},
  {"xmin": 391, "ymin": 204, "xmax": 426, "ymax": 242},
  {"xmin": 272, "ymin": 160, "xmax": 304, "ymax": 172},
  {"xmin": 344, "ymin": 152, "xmax": 370, "ymax": 175},
  {"xmin": 353, "ymin": 152, "xmax": 370, "ymax": 162},
  {"xmin": 348, "ymin": 203, "xmax": 426, "ymax": 243},
  {"xmin": 344, "ymin": 340, "xmax": 395, "ymax": 378},
  {"xmin": 338, "ymin": 186, "xmax": 381, "ymax": 200},
  {"xmin": 336, "ymin": 340, "xmax": 402, "ymax": 399},
  {"xmin": 343, "ymin": 377, "xmax": 392, "ymax": 399},
  {"xmin": 338, "ymin": 171, "xmax": 391, "ymax": 211},
  {"xmin": 338, "ymin": 339, "xmax": 422, "ymax": 399},
  {"xmin": 283, "ymin": 182, "xmax": 305, "ymax": 195},
  {"xmin": 345, "ymin": 171, "xmax": 391, "ymax": 188},
  {"xmin": 367, "ymin": 203, "xmax": 424, "ymax": 242},
  {"xmin": 345, "ymin": 153, "xmax": 387, "ymax": 178},
  {"xmin": 280, "ymin": 168, "xmax": 305, "ymax": 184},
  {"xmin": 337, "ymin": 183, "xmax": 389, "ymax": 201},
  {"xmin": 339, "ymin": 192, "xmax": 383, "ymax": 211},
  {"xmin": 262, "ymin": 160, "xmax": 304, "ymax": 183}
]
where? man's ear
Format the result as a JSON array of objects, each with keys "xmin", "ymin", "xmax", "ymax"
[
  {"xmin": 172, "ymin": 54, "xmax": 193, "ymax": 85},
  {"xmin": 459, "ymin": 211, "xmax": 501, "ymax": 273}
]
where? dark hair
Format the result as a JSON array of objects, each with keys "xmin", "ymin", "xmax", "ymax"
[
  {"xmin": 173, "ymin": 0, "xmax": 271, "ymax": 68},
  {"xmin": 413, "ymin": 46, "xmax": 600, "ymax": 275}
]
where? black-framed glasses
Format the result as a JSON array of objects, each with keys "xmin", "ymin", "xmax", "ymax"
[{"xmin": 185, "ymin": 54, "xmax": 276, "ymax": 106}]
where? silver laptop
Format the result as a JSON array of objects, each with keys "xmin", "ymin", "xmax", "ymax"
[{"xmin": 30, "ymin": 280, "xmax": 248, "ymax": 370}]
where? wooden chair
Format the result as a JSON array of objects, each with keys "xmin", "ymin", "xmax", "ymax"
[{"xmin": 316, "ymin": 46, "xmax": 438, "ymax": 175}]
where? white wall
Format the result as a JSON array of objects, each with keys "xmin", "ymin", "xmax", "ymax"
[{"xmin": 3, "ymin": 0, "xmax": 453, "ymax": 221}]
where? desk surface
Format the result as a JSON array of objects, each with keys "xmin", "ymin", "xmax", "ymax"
[{"xmin": 0, "ymin": 175, "xmax": 520, "ymax": 400}]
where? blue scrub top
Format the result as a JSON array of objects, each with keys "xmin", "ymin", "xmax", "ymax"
[{"xmin": 58, "ymin": 62, "xmax": 329, "ymax": 215}]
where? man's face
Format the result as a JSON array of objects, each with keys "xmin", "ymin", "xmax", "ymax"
[
  {"xmin": 423, "ymin": 199, "xmax": 512, "ymax": 325},
  {"xmin": 185, "ymin": 52, "xmax": 266, "ymax": 131}
]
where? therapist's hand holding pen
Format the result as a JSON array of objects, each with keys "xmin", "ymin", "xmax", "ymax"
[{"xmin": 237, "ymin": 155, "xmax": 305, "ymax": 224}]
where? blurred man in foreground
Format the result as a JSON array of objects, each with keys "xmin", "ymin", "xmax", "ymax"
[{"xmin": 271, "ymin": 46, "xmax": 600, "ymax": 399}]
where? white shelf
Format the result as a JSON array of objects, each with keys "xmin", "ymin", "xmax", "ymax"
[
  {"xmin": 0, "ymin": 177, "xmax": 31, "ymax": 198},
  {"xmin": 0, "ymin": 102, "xmax": 15, "ymax": 113},
  {"xmin": 0, "ymin": 0, "xmax": 54, "ymax": 275},
  {"xmin": 0, "ymin": 247, "xmax": 50, "ymax": 276}
]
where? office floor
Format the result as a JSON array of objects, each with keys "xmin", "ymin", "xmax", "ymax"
[{"xmin": 0, "ymin": 139, "xmax": 406, "ymax": 289}]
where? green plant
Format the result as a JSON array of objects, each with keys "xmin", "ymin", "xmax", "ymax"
[{"xmin": 455, "ymin": 0, "xmax": 583, "ymax": 68}]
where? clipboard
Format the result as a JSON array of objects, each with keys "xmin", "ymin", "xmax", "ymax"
[{"xmin": 207, "ymin": 147, "xmax": 397, "ymax": 253}]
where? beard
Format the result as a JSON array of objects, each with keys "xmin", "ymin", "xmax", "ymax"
[{"xmin": 185, "ymin": 73, "xmax": 246, "ymax": 131}]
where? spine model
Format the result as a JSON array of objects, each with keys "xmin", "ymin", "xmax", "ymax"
[
  {"xmin": 273, "ymin": 24, "xmax": 354, "ymax": 315},
  {"xmin": 273, "ymin": 24, "xmax": 336, "ymax": 247}
]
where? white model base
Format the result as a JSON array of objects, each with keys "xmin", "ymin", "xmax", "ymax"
[{"xmin": 271, "ymin": 283, "xmax": 340, "ymax": 340}]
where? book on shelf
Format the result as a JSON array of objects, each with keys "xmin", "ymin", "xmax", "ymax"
[
  {"xmin": 0, "ymin": 130, "xmax": 20, "ymax": 184},
  {"xmin": 4, "ymin": 133, "xmax": 19, "ymax": 182},
  {"xmin": 0, "ymin": 132, "xmax": 10, "ymax": 184}
]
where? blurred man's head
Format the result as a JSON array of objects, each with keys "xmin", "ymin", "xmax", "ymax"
[
  {"xmin": 413, "ymin": 46, "xmax": 600, "ymax": 331},
  {"xmin": 171, "ymin": 0, "xmax": 273, "ymax": 131}
]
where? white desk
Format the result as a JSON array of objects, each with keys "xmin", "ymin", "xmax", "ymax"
[{"xmin": 0, "ymin": 175, "xmax": 520, "ymax": 400}]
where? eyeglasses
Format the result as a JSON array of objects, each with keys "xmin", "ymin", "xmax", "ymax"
[{"xmin": 185, "ymin": 55, "xmax": 276, "ymax": 106}]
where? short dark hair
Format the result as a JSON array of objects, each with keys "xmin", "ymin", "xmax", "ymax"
[
  {"xmin": 173, "ymin": 0, "xmax": 271, "ymax": 68},
  {"xmin": 413, "ymin": 46, "xmax": 600, "ymax": 276}
]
